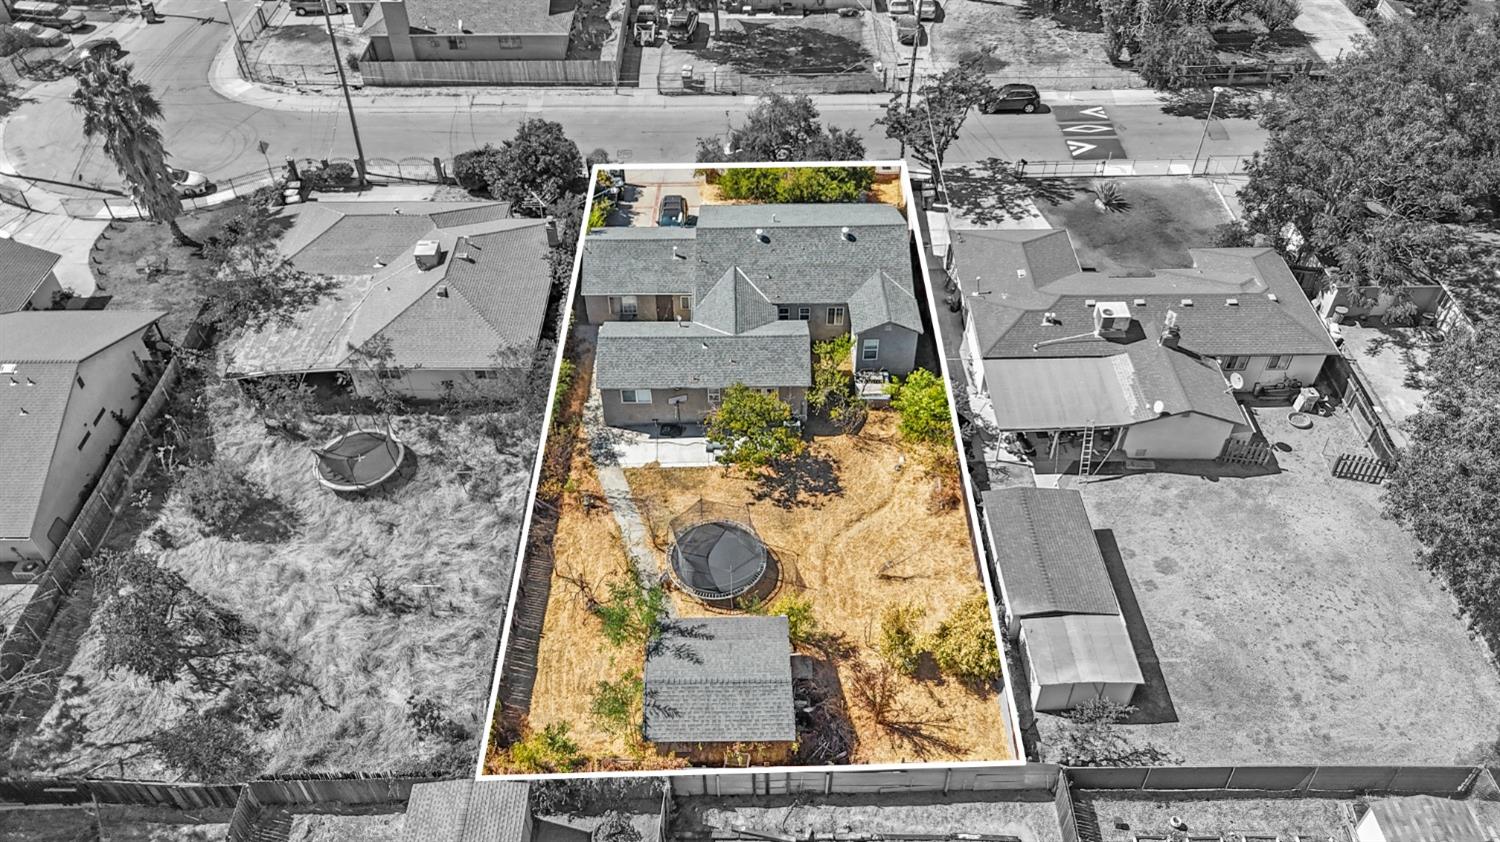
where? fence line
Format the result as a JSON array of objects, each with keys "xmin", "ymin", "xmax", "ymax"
[
  {"xmin": 1016, "ymin": 156, "xmax": 1251, "ymax": 179},
  {"xmin": 658, "ymin": 65, "xmax": 885, "ymax": 95},
  {"xmin": 1322, "ymin": 354, "xmax": 1400, "ymax": 464},
  {"xmin": 57, "ymin": 170, "xmax": 280, "ymax": 220}
]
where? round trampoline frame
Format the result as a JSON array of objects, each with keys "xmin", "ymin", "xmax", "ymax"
[
  {"xmin": 668, "ymin": 517, "xmax": 769, "ymax": 602},
  {"xmin": 312, "ymin": 429, "xmax": 406, "ymax": 492}
]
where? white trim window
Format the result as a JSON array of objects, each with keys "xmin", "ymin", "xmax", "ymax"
[
  {"xmin": 861, "ymin": 338, "xmax": 880, "ymax": 361},
  {"xmin": 377, "ymin": 367, "xmax": 403, "ymax": 380},
  {"xmin": 1266, "ymin": 355, "xmax": 1292, "ymax": 371},
  {"xmin": 827, "ymin": 306, "xmax": 846, "ymax": 326},
  {"xmin": 777, "ymin": 306, "xmax": 791, "ymax": 321},
  {"xmin": 619, "ymin": 295, "xmax": 639, "ymax": 320},
  {"xmin": 1219, "ymin": 355, "xmax": 1249, "ymax": 372},
  {"xmin": 798, "ymin": 306, "xmax": 811, "ymax": 321},
  {"xmin": 707, "ymin": 387, "xmax": 722, "ymax": 407},
  {"xmin": 620, "ymin": 389, "xmax": 652, "ymax": 405}
]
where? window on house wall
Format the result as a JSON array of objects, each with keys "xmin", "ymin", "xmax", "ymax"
[
  {"xmin": 707, "ymin": 388, "xmax": 721, "ymax": 407},
  {"xmin": 1219, "ymin": 356, "xmax": 1248, "ymax": 371},
  {"xmin": 620, "ymin": 295, "xmax": 638, "ymax": 319},
  {"xmin": 93, "ymin": 407, "xmax": 106, "ymax": 425},
  {"xmin": 378, "ymin": 368, "xmax": 402, "ymax": 380},
  {"xmin": 621, "ymin": 389, "xmax": 652, "ymax": 404},
  {"xmin": 75, "ymin": 375, "xmax": 85, "ymax": 388},
  {"xmin": 441, "ymin": 380, "xmax": 455, "ymax": 390},
  {"xmin": 777, "ymin": 306, "xmax": 791, "ymax": 321},
  {"xmin": 680, "ymin": 295, "xmax": 692, "ymax": 311},
  {"xmin": 1266, "ymin": 355, "xmax": 1291, "ymax": 370},
  {"xmin": 827, "ymin": 306, "xmax": 845, "ymax": 326},
  {"xmin": 798, "ymin": 306, "xmax": 810, "ymax": 321},
  {"xmin": 862, "ymin": 338, "xmax": 880, "ymax": 361},
  {"xmin": 448, "ymin": 36, "xmax": 467, "ymax": 50},
  {"xmin": 78, "ymin": 431, "xmax": 91, "ymax": 450},
  {"xmin": 473, "ymin": 370, "xmax": 498, "ymax": 379}
]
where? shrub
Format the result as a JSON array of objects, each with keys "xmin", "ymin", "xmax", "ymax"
[
  {"xmin": 886, "ymin": 368, "xmax": 951, "ymax": 448},
  {"xmin": 705, "ymin": 384, "xmax": 805, "ymax": 473},
  {"xmin": 344, "ymin": 51, "xmax": 360, "ymax": 72},
  {"xmin": 509, "ymin": 722, "xmax": 583, "ymax": 773},
  {"xmin": 149, "ymin": 713, "xmax": 265, "ymax": 784},
  {"xmin": 1252, "ymin": 0, "xmax": 1300, "ymax": 31},
  {"xmin": 1135, "ymin": 25, "xmax": 1218, "ymax": 90},
  {"xmin": 1384, "ymin": 297, "xmax": 1420, "ymax": 327},
  {"xmin": 928, "ymin": 594, "xmax": 1002, "ymax": 684},
  {"xmin": 763, "ymin": 593, "xmax": 818, "ymax": 647},
  {"xmin": 0, "ymin": 25, "xmax": 42, "ymax": 59},
  {"xmin": 304, "ymin": 161, "xmax": 356, "ymax": 190},
  {"xmin": 553, "ymin": 357, "xmax": 577, "ymax": 416},
  {"xmin": 594, "ymin": 581, "xmax": 667, "ymax": 647},
  {"xmin": 1211, "ymin": 220, "xmax": 1255, "ymax": 247},
  {"xmin": 589, "ymin": 670, "xmax": 643, "ymax": 739},
  {"xmin": 715, "ymin": 166, "xmax": 875, "ymax": 203},
  {"xmin": 589, "ymin": 197, "xmax": 613, "ymax": 230},
  {"xmin": 453, "ymin": 143, "xmax": 502, "ymax": 193},
  {"xmin": 878, "ymin": 604, "xmax": 926, "ymax": 676},
  {"xmin": 178, "ymin": 462, "xmax": 259, "ymax": 535},
  {"xmin": 593, "ymin": 811, "xmax": 643, "ymax": 842}
]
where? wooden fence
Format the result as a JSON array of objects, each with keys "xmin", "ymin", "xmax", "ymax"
[
  {"xmin": 0, "ymin": 778, "xmax": 240, "ymax": 808},
  {"xmin": 1218, "ymin": 438, "xmax": 1272, "ymax": 466},
  {"xmin": 1321, "ymin": 354, "xmax": 1401, "ymax": 464},
  {"xmin": 359, "ymin": 58, "xmax": 618, "ymax": 86},
  {"xmin": 1332, "ymin": 452, "xmax": 1389, "ymax": 484},
  {"xmin": 1065, "ymin": 765, "xmax": 1479, "ymax": 796},
  {"xmin": 668, "ymin": 764, "xmax": 1056, "ymax": 797}
]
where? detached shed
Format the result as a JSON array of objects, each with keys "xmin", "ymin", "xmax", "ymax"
[
  {"xmin": 1020, "ymin": 614, "xmax": 1144, "ymax": 711},
  {"xmin": 642, "ymin": 615, "xmax": 796, "ymax": 747},
  {"xmin": 1356, "ymin": 796, "xmax": 1486, "ymax": 842}
]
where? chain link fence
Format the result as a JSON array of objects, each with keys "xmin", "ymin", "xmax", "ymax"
[
  {"xmin": 1015, "ymin": 156, "xmax": 1250, "ymax": 178},
  {"xmin": 657, "ymin": 64, "xmax": 887, "ymax": 94}
]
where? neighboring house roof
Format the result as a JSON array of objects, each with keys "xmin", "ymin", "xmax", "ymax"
[
  {"xmin": 643, "ymin": 615, "xmax": 796, "ymax": 744},
  {"xmin": 402, "ymin": 779, "xmax": 532, "ymax": 842},
  {"xmin": 0, "ymin": 236, "xmax": 62, "ymax": 313},
  {"xmin": 981, "ymin": 336, "xmax": 1246, "ymax": 431},
  {"xmin": 227, "ymin": 203, "xmax": 553, "ymax": 377},
  {"xmin": 0, "ymin": 310, "xmax": 163, "ymax": 541},
  {"xmin": 1364, "ymin": 796, "xmax": 1486, "ymax": 842},
  {"xmin": 961, "ymin": 229, "xmax": 1336, "ymax": 360},
  {"xmin": 1021, "ymin": 614, "xmax": 1144, "ymax": 688},
  {"xmin": 980, "ymin": 487, "xmax": 1120, "ymax": 618},
  {"xmin": 405, "ymin": 0, "xmax": 574, "ymax": 36},
  {"xmin": 595, "ymin": 321, "xmax": 812, "ymax": 391}
]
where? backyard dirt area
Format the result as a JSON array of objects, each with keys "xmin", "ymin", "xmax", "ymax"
[
  {"xmin": 928, "ymin": 0, "xmax": 1131, "ymax": 84},
  {"xmin": 1036, "ymin": 177, "xmax": 1231, "ymax": 273},
  {"xmin": 625, "ymin": 410, "xmax": 1015, "ymax": 765},
  {"xmin": 1039, "ymin": 406, "xmax": 1500, "ymax": 764},
  {"xmin": 245, "ymin": 22, "xmax": 357, "ymax": 85},
  {"xmin": 1079, "ymin": 792, "xmax": 1349, "ymax": 841},
  {"xmin": 675, "ymin": 791, "xmax": 1065, "ymax": 842},
  {"xmin": 660, "ymin": 11, "xmax": 886, "ymax": 83},
  {"xmin": 6, "ymin": 376, "xmax": 533, "ymax": 779}
]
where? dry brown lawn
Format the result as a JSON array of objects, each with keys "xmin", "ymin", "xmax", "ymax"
[{"xmin": 625, "ymin": 411, "xmax": 1014, "ymax": 764}]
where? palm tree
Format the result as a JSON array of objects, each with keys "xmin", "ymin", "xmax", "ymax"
[{"xmin": 70, "ymin": 56, "xmax": 196, "ymax": 247}]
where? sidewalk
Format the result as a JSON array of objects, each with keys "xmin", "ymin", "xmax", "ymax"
[{"xmin": 1293, "ymin": 0, "xmax": 1370, "ymax": 64}]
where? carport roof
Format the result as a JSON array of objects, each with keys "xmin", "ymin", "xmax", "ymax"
[
  {"xmin": 981, "ymin": 487, "xmax": 1120, "ymax": 618},
  {"xmin": 1021, "ymin": 614, "xmax": 1144, "ymax": 687}
]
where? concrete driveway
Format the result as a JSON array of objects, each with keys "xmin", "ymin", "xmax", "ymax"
[{"xmin": 607, "ymin": 168, "xmax": 704, "ymax": 227}]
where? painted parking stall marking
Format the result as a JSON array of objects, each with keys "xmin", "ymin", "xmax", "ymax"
[{"xmin": 1053, "ymin": 105, "xmax": 1127, "ymax": 161}]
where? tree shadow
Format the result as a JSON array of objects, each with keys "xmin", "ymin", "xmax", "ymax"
[
  {"xmin": 1158, "ymin": 87, "xmax": 1267, "ymax": 120},
  {"xmin": 1093, "ymin": 528, "xmax": 1178, "ymax": 725},
  {"xmin": 753, "ymin": 451, "xmax": 842, "ymax": 508},
  {"xmin": 1020, "ymin": 0, "xmax": 1104, "ymax": 32},
  {"xmin": 943, "ymin": 158, "xmax": 1085, "ymax": 227}
]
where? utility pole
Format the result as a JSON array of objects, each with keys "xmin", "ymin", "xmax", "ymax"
[
  {"xmin": 322, "ymin": 0, "xmax": 368, "ymax": 187},
  {"xmin": 219, "ymin": 0, "xmax": 249, "ymax": 77},
  {"xmin": 899, "ymin": 23, "xmax": 921, "ymax": 159},
  {"xmin": 1190, "ymin": 86, "xmax": 1226, "ymax": 179}
]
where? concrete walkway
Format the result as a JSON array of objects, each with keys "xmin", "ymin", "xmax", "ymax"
[
  {"xmin": 1294, "ymin": 0, "xmax": 1370, "ymax": 65},
  {"xmin": 594, "ymin": 462, "xmax": 675, "ymax": 615}
]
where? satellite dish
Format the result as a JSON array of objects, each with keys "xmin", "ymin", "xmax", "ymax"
[{"xmin": 1230, "ymin": 372, "xmax": 1245, "ymax": 390}]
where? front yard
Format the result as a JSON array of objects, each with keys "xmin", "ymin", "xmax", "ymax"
[
  {"xmin": 1039, "ymin": 407, "xmax": 1500, "ymax": 763},
  {"xmin": 1036, "ymin": 177, "xmax": 1232, "ymax": 273}
]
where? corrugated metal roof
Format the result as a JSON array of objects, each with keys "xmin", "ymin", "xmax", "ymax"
[
  {"xmin": 1021, "ymin": 614, "xmax": 1143, "ymax": 686},
  {"xmin": 981, "ymin": 487, "xmax": 1120, "ymax": 618}
]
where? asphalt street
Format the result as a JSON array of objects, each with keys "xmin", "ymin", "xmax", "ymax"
[{"xmin": 2, "ymin": 0, "xmax": 1269, "ymax": 193}]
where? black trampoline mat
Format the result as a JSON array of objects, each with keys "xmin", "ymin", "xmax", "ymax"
[{"xmin": 672, "ymin": 521, "xmax": 766, "ymax": 597}]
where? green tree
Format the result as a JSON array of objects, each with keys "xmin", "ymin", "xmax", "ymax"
[
  {"xmin": 483, "ymin": 119, "xmax": 584, "ymax": 213},
  {"xmin": 453, "ymin": 143, "xmax": 503, "ymax": 193},
  {"xmin": 71, "ymin": 56, "xmax": 195, "ymax": 246},
  {"xmin": 1134, "ymin": 24, "xmax": 1217, "ymax": 90},
  {"xmin": 928, "ymin": 594, "xmax": 1002, "ymax": 684},
  {"xmin": 588, "ymin": 197, "xmax": 613, "ymax": 229},
  {"xmin": 714, "ymin": 166, "xmax": 874, "ymax": 203},
  {"xmin": 589, "ymin": 670, "xmax": 643, "ymax": 740},
  {"xmin": 878, "ymin": 604, "xmax": 926, "ymax": 676},
  {"xmin": 886, "ymin": 368, "xmax": 951, "ymax": 447},
  {"xmin": 705, "ymin": 384, "xmax": 805, "ymax": 472},
  {"xmin": 696, "ymin": 94, "xmax": 866, "ymax": 163},
  {"xmin": 877, "ymin": 56, "xmax": 996, "ymax": 171},
  {"xmin": 205, "ymin": 238, "xmax": 337, "ymax": 332},
  {"xmin": 508, "ymin": 722, "xmax": 583, "ymax": 773},
  {"xmin": 90, "ymin": 549, "xmax": 250, "ymax": 694},
  {"xmin": 1385, "ymin": 325, "xmax": 1500, "ymax": 646},
  {"xmin": 1239, "ymin": 17, "xmax": 1500, "ymax": 292},
  {"xmin": 746, "ymin": 593, "xmax": 819, "ymax": 647},
  {"xmin": 1052, "ymin": 698, "xmax": 1173, "ymax": 765},
  {"xmin": 149, "ymin": 712, "xmax": 265, "ymax": 783},
  {"xmin": 593, "ymin": 811, "xmax": 643, "ymax": 842},
  {"xmin": 178, "ymin": 461, "xmax": 260, "ymax": 535},
  {"xmin": 594, "ymin": 581, "xmax": 668, "ymax": 647}
]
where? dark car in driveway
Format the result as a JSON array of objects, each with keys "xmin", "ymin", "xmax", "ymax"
[
  {"xmin": 981, "ymin": 83, "xmax": 1042, "ymax": 114},
  {"xmin": 658, "ymin": 194, "xmax": 688, "ymax": 227}
]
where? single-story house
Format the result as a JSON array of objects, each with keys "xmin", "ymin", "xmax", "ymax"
[
  {"xmin": 356, "ymin": 0, "xmax": 572, "ymax": 63},
  {"xmin": 226, "ymin": 202, "xmax": 554, "ymax": 401},
  {"xmin": 642, "ymin": 615, "xmax": 796, "ymax": 751},
  {"xmin": 0, "ymin": 236, "xmax": 63, "ymax": 313},
  {"xmin": 1355, "ymin": 796, "xmax": 1487, "ymax": 842},
  {"xmin": 1, "ymin": 310, "xmax": 167, "ymax": 574},
  {"xmin": 958, "ymin": 229, "xmax": 1337, "ymax": 463},
  {"xmin": 581, "ymin": 203, "xmax": 923, "ymax": 428},
  {"xmin": 980, "ymin": 487, "xmax": 1143, "ymax": 712}
]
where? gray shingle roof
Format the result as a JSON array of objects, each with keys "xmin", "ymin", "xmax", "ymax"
[
  {"xmin": 1365, "ymin": 796, "xmax": 1486, "ymax": 842},
  {"xmin": 643, "ymin": 615, "xmax": 796, "ymax": 744},
  {"xmin": 401, "ymin": 779, "xmax": 532, "ymax": 842},
  {"xmin": 595, "ymin": 321, "xmax": 811, "ymax": 390},
  {"xmin": 1021, "ymin": 614, "xmax": 1144, "ymax": 687},
  {"xmin": 0, "ymin": 311, "xmax": 163, "ymax": 541},
  {"xmin": 694, "ymin": 267, "xmax": 778, "ymax": 335},
  {"xmin": 406, "ymin": 0, "xmax": 573, "ymax": 35},
  {"xmin": 981, "ymin": 487, "xmax": 1121, "ymax": 618},
  {"xmin": 846, "ymin": 270, "xmax": 922, "ymax": 334},
  {"xmin": 579, "ymin": 226, "xmax": 698, "ymax": 296},
  {"xmin": 0, "ymin": 237, "xmax": 62, "ymax": 313},
  {"xmin": 227, "ymin": 204, "xmax": 552, "ymax": 376}
]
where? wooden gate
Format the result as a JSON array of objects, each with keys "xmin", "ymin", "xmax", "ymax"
[
  {"xmin": 1218, "ymin": 438, "xmax": 1272, "ymax": 466},
  {"xmin": 1332, "ymin": 453, "xmax": 1389, "ymax": 484}
]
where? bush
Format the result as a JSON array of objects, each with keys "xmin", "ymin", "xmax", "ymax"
[
  {"xmin": 715, "ymin": 166, "xmax": 875, "ymax": 203},
  {"xmin": 762, "ymin": 593, "xmax": 818, "ymax": 647},
  {"xmin": 594, "ymin": 581, "xmax": 667, "ymax": 647},
  {"xmin": 589, "ymin": 197, "xmax": 613, "ymax": 230},
  {"xmin": 149, "ymin": 713, "xmax": 265, "ymax": 784},
  {"xmin": 178, "ymin": 462, "xmax": 259, "ymax": 535},
  {"xmin": 553, "ymin": 357, "xmax": 577, "ymax": 416},
  {"xmin": 0, "ymin": 25, "xmax": 42, "ymax": 59},
  {"xmin": 453, "ymin": 144, "xmax": 502, "ymax": 193},
  {"xmin": 886, "ymin": 368, "xmax": 951, "ymax": 448},
  {"xmin": 1135, "ymin": 25, "xmax": 1218, "ymax": 90},
  {"xmin": 593, "ymin": 811, "xmax": 643, "ymax": 842},
  {"xmin": 928, "ymin": 594, "xmax": 1002, "ymax": 684},
  {"xmin": 589, "ymin": 670, "xmax": 643, "ymax": 739},
  {"xmin": 1384, "ymin": 297, "xmax": 1420, "ymax": 327},
  {"xmin": 1252, "ymin": 0, "xmax": 1300, "ymax": 31},
  {"xmin": 878, "ymin": 604, "xmax": 926, "ymax": 676},
  {"xmin": 509, "ymin": 722, "xmax": 582, "ymax": 773},
  {"xmin": 303, "ymin": 161, "xmax": 355, "ymax": 190}
]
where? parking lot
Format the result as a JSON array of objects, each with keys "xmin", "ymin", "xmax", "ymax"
[{"xmin": 1036, "ymin": 407, "xmax": 1500, "ymax": 764}]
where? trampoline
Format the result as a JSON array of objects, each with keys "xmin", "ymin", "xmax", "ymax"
[
  {"xmin": 669, "ymin": 518, "xmax": 768, "ymax": 602},
  {"xmin": 312, "ymin": 429, "xmax": 406, "ymax": 492}
]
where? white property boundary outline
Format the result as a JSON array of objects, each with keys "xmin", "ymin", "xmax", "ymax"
[{"xmin": 475, "ymin": 160, "xmax": 1027, "ymax": 782}]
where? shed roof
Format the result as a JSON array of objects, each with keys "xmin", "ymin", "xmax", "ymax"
[
  {"xmin": 1021, "ymin": 614, "xmax": 1144, "ymax": 687},
  {"xmin": 1365, "ymin": 796, "xmax": 1486, "ymax": 842},
  {"xmin": 0, "ymin": 237, "xmax": 62, "ymax": 313},
  {"xmin": 595, "ymin": 320, "xmax": 811, "ymax": 391},
  {"xmin": 402, "ymin": 779, "xmax": 532, "ymax": 842},
  {"xmin": 643, "ymin": 615, "xmax": 796, "ymax": 744},
  {"xmin": 981, "ymin": 487, "xmax": 1120, "ymax": 618}
]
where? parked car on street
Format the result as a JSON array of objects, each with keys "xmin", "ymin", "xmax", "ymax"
[
  {"xmin": 888, "ymin": 0, "xmax": 913, "ymax": 14},
  {"xmin": 10, "ymin": 1, "xmax": 86, "ymax": 31},
  {"xmin": 290, "ymin": 0, "xmax": 349, "ymax": 14},
  {"xmin": 658, "ymin": 194, "xmax": 688, "ymax": 227},
  {"xmin": 894, "ymin": 14, "xmax": 920, "ymax": 45},
  {"xmin": 10, "ymin": 21, "xmax": 67, "ymax": 47},
  {"xmin": 170, "ymin": 168, "xmax": 216, "ymax": 198},
  {"xmin": 60, "ymin": 38, "xmax": 122, "ymax": 70},
  {"xmin": 980, "ymin": 83, "xmax": 1042, "ymax": 114},
  {"xmin": 917, "ymin": 0, "xmax": 940, "ymax": 19}
]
